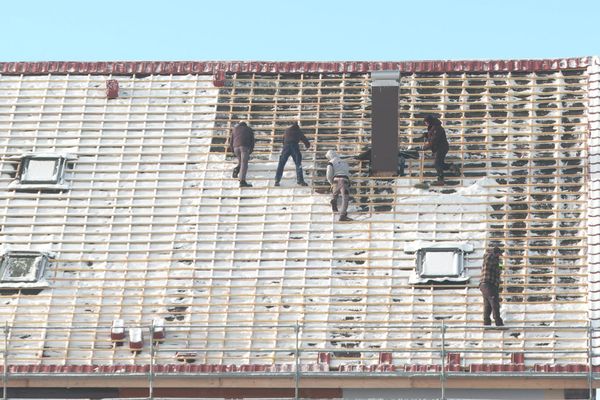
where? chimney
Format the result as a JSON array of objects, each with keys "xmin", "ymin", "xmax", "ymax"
[
  {"xmin": 106, "ymin": 79, "xmax": 119, "ymax": 99},
  {"xmin": 370, "ymin": 71, "xmax": 400, "ymax": 176}
]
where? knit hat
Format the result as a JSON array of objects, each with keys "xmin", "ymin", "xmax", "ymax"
[{"xmin": 326, "ymin": 150, "xmax": 338, "ymax": 160}]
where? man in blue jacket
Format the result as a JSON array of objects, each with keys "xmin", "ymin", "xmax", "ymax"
[{"xmin": 274, "ymin": 122, "xmax": 310, "ymax": 186}]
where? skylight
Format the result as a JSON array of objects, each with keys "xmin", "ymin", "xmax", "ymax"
[
  {"xmin": 19, "ymin": 156, "xmax": 66, "ymax": 184},
  {"xmin": 416, "ymin": 248, "xmax": 465, "ymax": 278},
  {"xmin": 0, "ymin": 252, "xmax": 49, "ymax": 283}
]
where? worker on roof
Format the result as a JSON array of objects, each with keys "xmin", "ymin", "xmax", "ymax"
[
  {"xmin": 355, "ymin": 146, "xmax": 418, "ymax": 176},
  {"xmin": 326, "ymin": 150, "xmax": 352, "ymax": 222},
  {"xmin": 228, "ymin": 121, "xmax": 255, "ymax": 187},
  {"xmin": 480, "ymin": 246, "xmax": 504, "ymax": 327},
  {"xmin": 422, "ymin": 116, "xmax": 459, "ymax": 186},
  {"xmin": 274, "ymin": 122, "xmax": 310, "ymax": 187}
]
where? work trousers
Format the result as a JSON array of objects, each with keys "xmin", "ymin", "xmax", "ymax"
[
  {"xmin": 434, "ymin": 147, "xmax": 451, "ymax": 180},
  {"xmin": 275, "ymin": 143, "xmax": 304, "ymax": 183},
  {"xmin": 332, "ymin": 176, "xmax": 350, "ymax": 216},
  {"xmin": 479, "ymin": 282, "xmax": 503, "ymax": 325},
  {"xmin": 233, "ymin": 146, "xmax": 251, "ymax": 181}
]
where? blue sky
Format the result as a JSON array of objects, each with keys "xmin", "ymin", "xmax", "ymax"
[{"xmin": 2, "ymin": 0, "xmax": 599, "ymax": 61}]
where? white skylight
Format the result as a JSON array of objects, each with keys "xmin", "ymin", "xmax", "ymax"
[
  {"xmin": 416, "ymin": 248, "xmax": 464, "ymax": 278},
  {"xmin": 0, "ymin": 252, "xmax": 49, "ymax": 283},
  {"xmin": 20, "ymin": 157, "xmax": 63, "ymax": 184}
]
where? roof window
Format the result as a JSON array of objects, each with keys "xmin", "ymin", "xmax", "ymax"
[
  {"xmin": 0, "ymin": 251, "xmax": 49, "ymax": 283},
  {"xmin": 406, "ymin": 242, "xmax": 472, "ymax": 284},
  {"xmin": 416, "ymin": 247, "xmax": 465, "ymax": 278},
  {"xmin": 9, "ymin": 152, "xmax": 76, "ymax": 191},
  {"xmin": 19, "ymin": 156, "xmax": 66, "ymax": 184}
]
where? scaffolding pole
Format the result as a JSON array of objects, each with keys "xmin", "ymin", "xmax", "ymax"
[
  {"xmin": 441, "ymin": 321, "xmax": 446, "ymax": 400},
  {"xmin": 588, "ymin": 324, "xmax": 593, "ymax": 400},
  {"xmin": 149, "ymin": 326, "xmax": 155, "ymax": 400},
  {"xmin": 2, "ymin": 322, "xmax": 7, "ymax": 400},
  {"xmin": 294, "ymin": 321, "xmax": 300, "ymax": 400}
]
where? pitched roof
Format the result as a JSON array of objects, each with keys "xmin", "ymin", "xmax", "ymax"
[{"xmin": 0, "ymin": 61, "xmax": 596, "ymax": 383}]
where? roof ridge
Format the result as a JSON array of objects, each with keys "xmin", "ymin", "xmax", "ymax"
[{"xmin": 0, "ymin": 58, "xmax": 592, "ymax": 75}]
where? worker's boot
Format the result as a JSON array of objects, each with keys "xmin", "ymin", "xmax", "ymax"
[
  {"xmin": 330, "ymin": 199, "xmax": 338, "ymax": 212},
  {"xmin": 339, "ymin": 214, "xmax": 353, "ymax": 222},
  {"xmin": 232, "ymin": 166, "xmax": 240, "ymax": 178},
  {"xmin": 240, "ymin": 180, "xmax": 252, "ymax": 188}
]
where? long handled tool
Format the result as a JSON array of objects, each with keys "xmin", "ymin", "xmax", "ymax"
[{"xmin": 413, "ymin": 151, "xmax": 429, "ymax": 189}]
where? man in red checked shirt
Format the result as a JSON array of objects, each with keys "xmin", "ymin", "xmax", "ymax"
[{"xmin": 480, "ymin": 246, "xmax": 504, "ymax": 327}]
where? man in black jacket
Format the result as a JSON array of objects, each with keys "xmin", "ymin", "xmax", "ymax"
[
  {"xmin": 228, "ymin": 121, "xmax": 255, "ymax": 187},
  {"xmin": 274, "ymin": 122, "xmax": 310, "ymax": 186},
  {"xmin": 422, "ymin": 116, "xmax": 458, "ymax": 186}
]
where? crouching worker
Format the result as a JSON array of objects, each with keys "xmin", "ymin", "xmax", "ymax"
[
  {"xmin": 422, "ymin": 116, "xmax": 458, "ymax": 186},
  {"xmin": 356, "ymin": 146, "xmax": 418, "ymax": 176},
  {"xmin": 326, "ymin": 150, "xmax": 352, "ymax": 222},
  {"xmin": 480, "ymin": 246, "xmax": 504, "ymax": 327},
  {"xmin": 228, "ymin": 121, "xmax": 255, "ymax": 187},
  {"xmin": 274, "ymin": 122, "xmax": 310, "ymax": 187}
]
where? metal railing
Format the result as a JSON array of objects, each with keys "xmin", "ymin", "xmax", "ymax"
[{"xmin": 0, "ymin": 322, "xmax": 598, "ymax": 400}]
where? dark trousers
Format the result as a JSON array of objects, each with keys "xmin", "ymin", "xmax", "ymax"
[
  {"xmin": 399, "ymin": 156, "xmax": 406, "ymax": 176},
  {"xmin": 434, "ymin": 147, "xmax": 451, "ymax": 180},
  {"xmin": 275, "ymin": 143, "xmax": 304, "ymax": 183},
  {"xmin": 479, "ymin": 282, "xmax": 503, "ymax": 325},
  {"xmin": 233, "ymin": 146, "xmax": 250, "ymax": 181}
]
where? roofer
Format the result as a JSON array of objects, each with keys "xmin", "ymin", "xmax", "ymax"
[
  {"xmin": 480, "ymin": 246, "xmax": 504, "ymax": 327},
  {"xmin": 326, "ymin": 150, "xmax": 352, "ymax": 222},
  {"xmin": 274, "ymin": 122, "xmax": 310, "ymax": 187},
  {"xmin": 228, "ymin": 121, "xmax": 255, "ymax": 187},
  {"xmin": 422, "ymin": 116, "xmax": 458, "ymax": 186},
  {"xmin": 355, "ymin": 146, "xmax": 418, "ymax": 176}
]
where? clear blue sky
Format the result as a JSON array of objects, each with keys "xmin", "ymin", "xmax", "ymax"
[{"xmin": 2, "ymin": 0, "xmax": 599, "ymax": 61}]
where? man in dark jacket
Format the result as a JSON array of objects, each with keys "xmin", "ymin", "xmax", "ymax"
[
  {"xmin": 274, "ymin": 122, "xmax": 310, "ymax": 186},
  {"xmin": 422, "ymin": 116, "xmax": 457, "ymax": 186},
  {"xmin": 228, "ymin": 121, "xmax": 254, "ymax": 187},
  {"xmin": 480, "ymin": 246, "xmax": 504, "ymax": 326}
]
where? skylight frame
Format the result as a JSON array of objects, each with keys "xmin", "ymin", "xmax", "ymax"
[
  {"xmin": 416, "ymin": 247, "xmax": 465, "ymax": 278},
  {"xmin": 0, "ymin": 251, "xmax": 49, "ymax": 283},
  {"xmin": 18, "ymin": 155, "xmax": 67, "ymax": 185}
]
